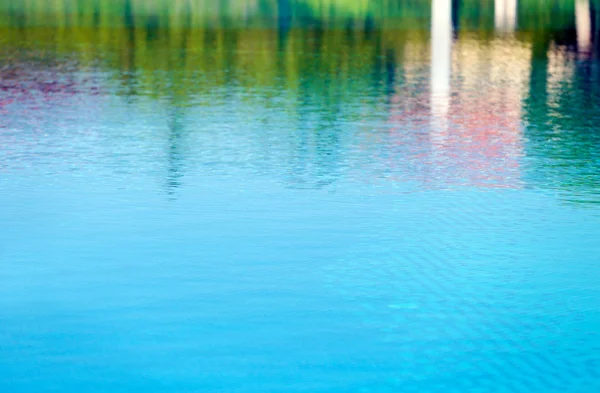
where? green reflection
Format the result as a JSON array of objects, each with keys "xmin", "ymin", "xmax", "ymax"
[{"xmin": 1, "ymin": 0, "xmax": 600, "ymax": 202}]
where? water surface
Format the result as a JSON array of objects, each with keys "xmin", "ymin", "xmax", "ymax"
[{"xmin": 1, "ymin": 1, "xmax": 600, "ymax": 392}]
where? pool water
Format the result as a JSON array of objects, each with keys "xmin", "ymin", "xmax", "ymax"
[{"xmin": 1, "ymin": 1, "xmax": 600, "ymax": 392}]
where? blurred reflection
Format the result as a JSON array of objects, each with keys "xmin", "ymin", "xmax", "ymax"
[
  {"xmin": 576, "ymin": 0, "xmax": 591, "ymax": 54},
  {"xmin": 1, "ymin": 0, "xmax": 600, "ymax": 202},
  {"xmin": 165, "ymin": 104, "xmax": 187, "ymax": 196},
  {"xmin": 430, "ymin": 0, "xmax": 452, "ymax": 148},
  {"xmin": 448, "ymin": 37, "xmax": 528, "ymax": 188},
  {"xmin": 495, "ymin": 0, "xmax": 517, "ymax": 33}
]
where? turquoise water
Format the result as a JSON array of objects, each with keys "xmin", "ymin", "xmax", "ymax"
[{"xmin": 2, "ymin": 1, "xmax": 600, "ymax": 392}]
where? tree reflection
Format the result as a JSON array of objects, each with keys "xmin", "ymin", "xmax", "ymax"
[{"xmin": 1, "ymin": 0, "xmax": 600, "ymax": 202}]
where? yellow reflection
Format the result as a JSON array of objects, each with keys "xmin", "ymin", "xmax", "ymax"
[{"xmin": 449, "ymin": 37, "xmax": 530, "ymax": 188}]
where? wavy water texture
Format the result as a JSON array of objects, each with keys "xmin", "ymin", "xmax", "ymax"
[{"xmin": 1, "ymin": 2, "xmax": 600, "ymax": 393}]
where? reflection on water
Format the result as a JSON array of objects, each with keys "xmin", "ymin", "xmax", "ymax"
[
  {"xmin": 576, "ymin": 0, "xmax": 592, "ymax": 53},
  {"xmin": 2, "ymin": 2, "xmax": 600, "ymax": 393},
  {"xmin": 495, "ymin": 0, "xmax": 517, "ymax": 33},
  {"xmin": 1, "ymin": 0, "xmax": 599, "ymax": 200},
  {"xmin": 430, "ymin": 0, "xmax": 452, "ymax": 152}
]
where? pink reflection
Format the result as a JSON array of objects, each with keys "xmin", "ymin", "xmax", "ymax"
[
  {"xmin": 0, "ymin": 57, "xmax": 104, "ymax": 172},
  {"xmin": 0, "ymin": 57, "xmax": 102, "ymax": 121},
  {"xmin": 382, "ymin": 39, "xmax": 525, "ymax": 190},
  {"xmin": 438, "ymin": 89, "xmax": 523, "ymax": 189}
]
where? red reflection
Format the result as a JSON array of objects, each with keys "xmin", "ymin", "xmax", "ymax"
[{"xmin": 382, "ymin": 45, "xmax": 524, "ymax": 190}]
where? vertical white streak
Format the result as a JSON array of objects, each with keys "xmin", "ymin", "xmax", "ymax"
[
  {"xmin": 576, "ymin": 0, "xmax": 591, "ymax": 53},
  {"xmin": 495, "ymin": 0, "xmax": 517, "ymax": 33},
  {"xmin": 431, "ymin": 0, "xmax": 452, "ymax": 145},
  {"xmin": 506, "ymin": 0, "xmax": 517, "ymax": 31}
]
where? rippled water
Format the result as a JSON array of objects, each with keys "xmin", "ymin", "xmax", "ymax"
[{"xmin": 1, "ymin": 1, "xmax": 600, "ymax": 392}]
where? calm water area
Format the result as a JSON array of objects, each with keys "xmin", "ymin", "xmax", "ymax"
[{"xmin": 1, "ymin": 1, "xmax": 600, "ymax": 392}]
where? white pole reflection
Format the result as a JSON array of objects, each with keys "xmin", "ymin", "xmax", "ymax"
[
  {"xmin": 576, "ymin": 0, "xmax": 591, "ymax": 54},
  {"xmin": 431, "ymin": 0, "xmax": 452, "ymax": 147},
  {"xmin": 495, "ymin": 0, "xmax": 517, "ymax": 33}
]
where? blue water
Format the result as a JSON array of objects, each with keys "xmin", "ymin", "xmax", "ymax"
[{"xmin": 2, "ymin": 2, "xmax": 600, "ymax": 392}]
